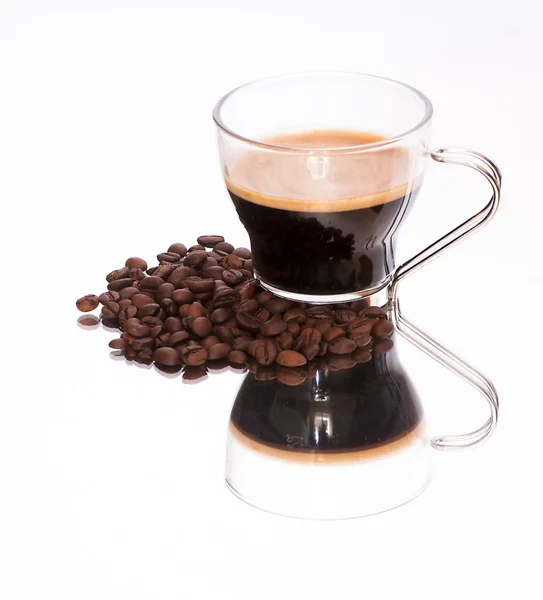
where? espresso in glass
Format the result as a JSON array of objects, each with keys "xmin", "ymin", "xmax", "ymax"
[{"xmin": 226, "ymin": 130, "xmax": 420, "ymax": 297}]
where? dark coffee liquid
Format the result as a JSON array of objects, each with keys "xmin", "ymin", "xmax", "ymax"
[
  {"xmin": 230, "ymin": 349, "xmax": 423, "ymax": 455},
  {"xmin": 225, "ymin": 130, "xmax": 419, "ymax": 295},
  {"xmin": 229, "ymin": 189, "xmax": 417, "ymax": 294}
]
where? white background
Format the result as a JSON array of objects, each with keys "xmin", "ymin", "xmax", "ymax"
[{"xmin": 1, "ymin": 1, "xmax": 542, "ymax": 598}]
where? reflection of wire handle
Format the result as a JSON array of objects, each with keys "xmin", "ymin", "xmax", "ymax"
[{"xmin": 390, "ymin": 148, "xmax": 502, "ymax": 450}]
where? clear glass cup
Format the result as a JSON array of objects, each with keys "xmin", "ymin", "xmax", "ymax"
[{"xmin": 213, "ymin": 72, "xmax": 500, "ymax": 303}]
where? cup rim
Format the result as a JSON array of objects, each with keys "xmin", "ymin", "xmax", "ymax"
[{"xmin": 213, "ymin": 71, "xmax": 433, "ymax": 153}]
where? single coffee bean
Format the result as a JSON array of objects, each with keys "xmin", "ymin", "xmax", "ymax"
[
  {"xmin": 119, "ymin": 286, "xmax": 139, "ymax": 300},
  {"xmin": 165, "ymin": 317, "xmax": 183, "ymax": 333},
  {"xmin": 101, "ymin": 307, "xmax": 117, "ymax": 321},
  {"xmin": 373, "ymin": 338, "xmax": 394, "ymax": 353},
  {"xmin": 107, "ymin": 278, "xmax": 133, "ymax": 292},
  {"xmin": 185, "ymin": 277, "xmax": 215, "ymax": 294},
  {"xmin": 214, "ymin": 241, "xmax": 234, "ymax": 254},
  {"xmin": 239, "ymin": 269, "xmax": 252, "ymax": 280},
  {"xmin": 247, "ymin": 339, "xmax": 265, "ymax": 357},
  {"xmin": 372, "ymin": 319, "xmax": 394, "ymax": 338},
  {"xmin": 202, "ymin": 265, "xmax": 225, "ymax": 280},
  {"xmin": 233, "ymin": 247, "xmax": 251, "ymax": 259},
  {"xmin": 264, "ymin": 297, "xmax": 292, "ymax": 315},
  {"xmin": 299, "ymin": 327, "xmax": 322, "ymax": 345},
  {"xmin": 168, "ymin": 331, "xmax": 190, "ymax": 346},
  {"xmin": 98, "ymin": 291, "xmax": 120, "ymax": 305},
  {"xmin": 287, "ymin": 321, "xmax": 300, "ymax": 336},
  {"xmin": 197, "ymin": 235, "xmax": 225, "ymax": 247},
  {"xmin": 189, "ymin": 244, "xmax": 205, "ymax": 252},
  {"xmin": 253, "ymin": 308, "xmax": 270, "ymax": 322},
  {"xmin": 106, "ymin": 267, "xmax": 130, "ymax": 283},
  {"xmin": 190, "ymin": 317, "xmax": 212, "ymax": 338},
  {"xmin": 301, "ymin": 342, "xmax": 320, "ymax": 361},
  {"xmin": 213, "ymin": 287, "xmax": 239, "ymax": 308},
  {"xmin": 132, "ymin": 293, "xmax": 156, "ymax": 308},
  {"xmin": 187, "ymin": 302, "xmax": 207, "ymax": 318},
  {"xmin": 306, "ymin": 306, "xmax": 333, "ymax": 319},
  {"xmin": 203, "ymin": 256, "xmax": 218, "ymax": 267},
  {"xmin": 360, "ymin": 306, "xmax": 387, "ymax": 319},
  {"xmin": 124, "ymin": 318, "xmax": 151, "ymax": 338},
  {"xmin": 148, "ymin": 325, "xmax": 163, "ymax": 338},
  {"xmin": 214, "ymin": 280, "xmax": 228, "ymax": 289},
  {"xmin": 334, "ymin": 309, "xmax": 357, "ymax": 324},
  {"xmin": 167, "ymin": 243, "xmax": 187, "ymax": 257},
  {"xmin": 178, "ymin": 304, "xmax": 192, "ymax": 318},
  {"xmin": 244, "ymin": 259, "xmax": 253, "ymax": 272},
  {"xmin": 139, "ymin": 276, "xmax": 163, "ymax": 290},
  {"xmin": 105, "ymin": 301, "xmax": 120, "ymax": 315},
  {"xmin": 154, "ymin": 347, "xmax": 180, "ymax": 366},
  {"xmin": 119, "ymin": 305, "xmax": 138, "ymax": 321},
  {"xmin": 138, "ymin": 303, "xmax": 161, "ymax": 318},
  {"xmin": 324, "ymin": 327, "xmax": 345, "ymax": 342},
  {"xmin": 155, "ymin": 282, "xmax": 174, "ymax": 302},
  {"xmin": 228, "ymin": 350, "xmax": 247, "ymax": 365},
  {"xmin": 256, "ymin": 291, "xmax": 274, "ymax": 306},
  {"xmin": 141, "ymin": 315, "xmax": 163, "ymax": 328},
  {"xmin": 108, "ymin": 338, "xmax": 126, "ymax": 350},
  {"xmin": 157, "ymin": 332, "xmax": 171, "ymax": 345},
  {"xmin": 200, "ymin": 335, "xmax": 221, "ymax": 349},
  {"xmin": 124, "ymin": 347, "xmax": 137, "ymax": 359},
  {"xmin": 283, "ymin": 307, "xmax": 307, "ymax": 323},
  {"xmin": 232, "ymin": 336, "xmax": 253, "ymax": 351},
  {"xmin": 255, "ymin": 340, "xmax": 277, "ymax": 366},
  {"xmin": 76, "ymin": 294, "xmax": 100, "ymax": 312},
  {"xmin": 157, "ymin": 252, "xmax": 181, "ymax": 263},
  {"xmin": 211, "ymin": 307, "xmax": 232, "ymax": 324},
  {"xmin": 125, "ymin": 257, "xmax": 148, "ymax": 270},
  {"xmin": 225, "ymin": 254, "xmax": 243, "ymax": 269},
  {"xmin": 170, "ymin": 288, "xmax": 193, "ymax": 305},
  {"xmin": 328, "ymin": 337, "xmax": 357, "ymax": 355},
  {"xmin": 238, "ymin": 298, "xmax": 258, "ymax": 314},
  {"xmin": 207, "ymin": 342, "xmax": 231, "ymax": 360},
  {"xmin": 276, "ymin": 366, "xmax": 307, "ymax": 386},
  {"xmin": 313, "ymin": 319, "xmax": 333, "ymax": 334},
  {"xmin": 118, "ymin": 298, "xmax": 132, "ymax": 310},
  {"xmin": 352, "ymin": 347, "xmax": 372, "ymax": 363},
  {"xmin": 237, "ymin": 279, "xmax": 258, "ymax": 300},
  {"xmin": 348, "ymin": 317, "xmax": 373, "ymax": 335},
  {"xmin": 168, "ymin": 266, "xmax": 196, "ymax": 288},
  {"xmin": 214, "ymin": 325, "xmax": 235, "ymax": 345},
  {"xmin": 276, "ymin": 350, "xmax": 307, "ymax": 367},
  {"xmin": 131, "ymin": 336, "xmax": 154, "ymax": 351},
  {"xmin": 150, "ymin": 264, "xmax": 175, "ymax": 280},
  {"xmin": 276, "ymin": 331, "xmax": 294, "ymax": 351},
  {"xmin": 318, "ymin": 341, "xmax": 328, "ymax": 356},
  {"xmin": 184, "ymin": 251, "xmax": 207, "ymax": 267},
  {"xmin": 180, "ymin": 345, "xmax": 208, "ymax": 366},
  {"xmin": 235, "ymin": 311, "xmax": 262, "ymax": 333},
  {"xmin": 222, "ymin": 269, "xmax": 244, "ymax": 285},
  {"xmin": 261, "ymin": 318, "xmax": 287, "ymax": 337},
  {"xmin": 350, "ymin": 332, "xmax": 373, "ymax": 348}
]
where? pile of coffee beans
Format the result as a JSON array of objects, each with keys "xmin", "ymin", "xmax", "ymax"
[{"xmin": 76, "ymin": 235, "xmax": 394, "ymax": 378}]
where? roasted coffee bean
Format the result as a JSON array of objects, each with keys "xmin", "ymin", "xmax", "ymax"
[
  {"xmin": 158, "ymin": 296, "xmax": 174, "ymax": 310},
  {"xmin": 168, "ymin": 331, "xmax": 190, "ymax": 346},
  {"xmin": 185, "ymin": 277, "xmax": 215, "ymax": 294},
  {"xmin": 300, "ymin": 327, "xmax": 322, "ymax": 345},
  {"xmin": 131, "ymin": 293, "xmax": 154, "ymax": 308},
  {"xmin": 233, "ymin": 247, "xmax": 251, "ymax": 259},
  {"xmin": 244, "ymin": 259, "xmax": 253, "ymax": 272},
  {"xmin": 360, "ymin": 306, "xmax": 387, "ymax": 319},
  {"xmin": 101, "ymin": 307, "xmax": 117, "ymax": 321},
  {"xmin": 124, "ymin": 347, "xmax": 136, "ymax": 359},
  {"xmin": 118, "ymin": 299, "xmax": 132, "ymax": 310},
  {"xmin": 322, "ymin": 327, "xmax": 344, "ymax": 342},
  {"xmin": 196, "ymin": 235, "xmax": 223, "ymax": 247},
  {"xmin": 276, "ymin": 331, "xmax": 294, "ymax": 351},
  {"xmin": 261, "ymin": 317, "xmax": 287, "ymax": 337},
  {"xmin": 157, "ymin": 332, "xmax": 171, "ymax": 345},
  {"xmin": 168, "ymin": 266, "xmax": 196, "ymax": 288},
  {"xmin": 237, "ymin": 279, "xmax": 258, "ymax": 300},
  {"xmin": 222, "ymin": 269, "xmax": 244, "ymax": 285},
  {"xmin": 119, "ymin": 286, "xmax": 139, "ymax": 300},
  {"xmin": 164, "ymin": 317, "xmax": 183, "ymax": 333},
  {"xmin": 256, "ymin": 291, "xmax": 274, "ymax": 306},
  {"xmin": 253, "ymin": 308, "xmax": 270, "ymax": 322},
  {"xmin": 287, "ymin": 321, "xmax": 301, "ymax": 336},
  {"xmin": 215, "ymin": 280, "xmax": 228, "ymax": 289},
  {"xmin": 178, "ymin": 304, "xmax": 192, "ymax": 318},
  {"xmin": 202, "ymin": 265, "xmax": 225, "ymax": 280},
  {"xmin": 154, "ymin": 347, "xmax": 180, "ymax": 366},
  {"xmin": 109, "ymin": 338, "xmax": 126, "ymax": 350},
  {"xmin": 283, "ymin": 307, "xmax": 306, "ymax": 323},
  {"xmin": 211, "ymin": 307, "xmax": 232, "ymax": 324},
  {"xmin": 301, "ymin": 341, "xmax": 320, "ymax": 361},
  {"xmin": 105, "ymin": 301, "xmax": 120, "ymax": 315},
  {"xmin": 157, "ymin": 252, "xmax": 181, "ymax": 263},
  {"xmin": 334, "ymin": 309, "xmax": 357, "ymax": 324},
  {"xmin": 125, "ymin": 257, "xmax": 148, "ymax": 270},
  {"xmin": 152, "ymin": 264, "xmax": 176, "ymax": 280},
  {"xmin": 155, "ymin": 282, "xmax": 174, "ymax": 302},
  {"xmin": 373, "ymin": 338, "xmax": 394, "ymax": 353},
  {"xmin": 313, "ymin": 319, "xmax": 333, "ymax": 334},
  {"xmin": 189, "ymin": 244, "xmax": 205, "ymax": 252},
  {"xmin": 318, "ymin": 341, "xmax": 328, "ymax": 356},
  {"xmin": 140, "ymin": 315, "xmax": 163, "ymax": 328},
  {"xmin": 328, "ymin": 337, "xmax": 356, "ymax": 355},
  {"xmin": 167, "ymin": 243, "xmax": 187, "ymax": 257},
  {"xmin": 76, "ymin": 294, "xmax": 100, "ymax": 312},
  {"xmin": 276, "ymin": 350, "xmax": 307, "ymax": 367},
  {"xmin": 255, "ymin": 341, "xmax": 277, "ymax": 366},
  {"xmin": 348, "ymin": 317, "xmax": 373, "ymax": 334},
  {"xmin": 132, "ymin": 336, "xmax": 154, "ymax": 351},
  {"xmin": 213, "ymin": 287, "xmax": 239, "ymax": 308},
  {"xmin": 225, "ymin": 254, "xmax": 243, "ymax": 269},
  {"xmin": 184, "ymin": 251, "xmax": 207, "ymax": 267},
  {"xmin": 180, "ymin": 345, "xmax": 207, "ymax": 366},
  {"xmin": 235, "ymin": 311, "xmax": 262, "ymax": 333},
  {"xmin": 98, "ymin": 291, "xmax": 120, "ymax": 305},
  {"xmin": 232, "ymin": 336, "xmax": 253, "ymax": 351},
  {"xmin": 240, "ymin": 269, "xmax": 252, "ymax": 280},
  {"xmin": 352, "ymin": 347, "xmax": 372, "ymax": 363},
  {"xmin": 106, "ymin": 267, "xmax": 130, "ymax": 283},
  {"xmin": 247, "ymin": 339, "xmax": 265, "ymax": 357},
  {"xmin": 228, "ymin": 350, "xmax": 247, "ymax": 364},
  {"xmin": 207, "ymin": 343, "xmax": 231, "ymax": 360},
  {"xmin": 203, "ymin": 256, "xmax": 218, "ymax": 268},
  {"xmin": 190, "ymin": 317, "xmax": 212, "ymax": 338},
  {"xmin": 306, "ymin": 306, "xmax": 333, "ymax": 319},
  {"xmin": 146, "ymin": 266, "xmax": 158, "ymax": 275},
  {"xmin": 214, "ymin": 241, "xmax": 234, "ymax": 253},
  {"xmin": 139, "ymin": 276, "xmax": 163, "ymax": 290},
  {"xmin": 264, "ymin": 297, "xmax": 292, "ymax": 315},
  {"xmin": 187, "ymin": 302, "xmax": 207, "ymax": 318},
  {"xmin": 214, "ymin": 325, "xmax": 235, "ymax": 345},
  {"xmin": 107, "ymin": 278, "xmax": 133, "ymax": 292},
  {"xmin": 372, "ymin": 319, "xmax": 394, "ymax": 338},
  {"xmin": 124, "ymin": 318, "xmax": 151, "ymax": 338},
  {"xmin": 200, "ymin": 335, "xmax": 221, "ymax": 349},
  {"xmin": 171, "ymin": 288, "xmax": 193, "ymax": 305},
  {"xmin": 138, "ymin": 303, "xmax": 161, "ymax": 318},
  {"xmin": 238, "ymin": 298, "xmax": 258, "ymax": 314},
  {"xmin": 119, "ymin": 305, "xmax": 138, "ymax": 321}
]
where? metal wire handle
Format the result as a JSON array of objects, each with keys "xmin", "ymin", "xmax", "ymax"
[{"xmin": 390, "ymin": 148, "xmax": 502, "ymax": 449}]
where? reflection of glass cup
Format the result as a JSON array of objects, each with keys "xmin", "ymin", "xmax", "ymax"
[{"xmin": 214, "ymin": 72, "xmax": 501, "ymax": 303}]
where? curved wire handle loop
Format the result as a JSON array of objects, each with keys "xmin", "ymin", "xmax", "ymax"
[{"xmin": 390, "ymin": 148, "xmax": 501, "ymax": 449}]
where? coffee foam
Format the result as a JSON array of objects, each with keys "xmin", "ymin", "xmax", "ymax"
[{"xmin": 225, "ymin": 130, "xmax": 417, "ymax": 212}]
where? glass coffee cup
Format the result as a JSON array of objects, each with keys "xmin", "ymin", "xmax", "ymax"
[{"xmin": 214, "ymin": 72, "xmax": 500, "ymax": 303}]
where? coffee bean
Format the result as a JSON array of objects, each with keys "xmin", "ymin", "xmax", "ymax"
[
  {"xmin": 261, "ymin": 317, "xmax": 287, "ymax": 337},
  {"xmin": 168, "ymin": 266, "xmax": 196, "ymax": 288},
  {"xmin": 169, "ymin": 288, "xmax": 192, "ymax": 305},
  {"xmin": 137, "ymin": 348, "xmax": 154, "ymax": 362},
  {"xmin": 207, "ymin": 342, "xmax": 231, "ymax": 360},
  {"xmin": 202, "ymin": 265, "xmax": 225, "ymax": 280},
  {"xmin": 228, "ymin": 350, "xmax": 247, "ymax": 365},
  {"xmin": 169, "ymin": 331, "xmax": 190, "ymax": 346},
  {"xmin": 323, "ymin": 327, "xmax": 345, "ymax": 342},
  {"xmin": 155, "ymin": 282, "xmax": 174, "ymax": 302},
  {"xmin": 105, "ymin": 301, "xmax": 120, "ymax": 315},
  {"xmin": 157, "ymin": 252, "xmax": 181, "ymax": 263},
  {"xmin": 190, "ymin": 317, "xmax": 212, "ymax": 338},
  {"xmin": 124, "ymin": 318, "xmax": 151, "ymax": 338},
  {"xmin": 157, "ymin": 332, "xmax": 171, "ymax": 345},
  {"xmin": 197, "ymin": 235, "xmax": 225, "ymax": 247},
  {"xmin": 247, "ymin": 339, "xmax": 265, "ymax": 357},
  {"xmin": 276, "ymin": 331, "xmax": 294, "ymax": 351},
  {"xmin": 98, "ymin": 291, "xmax": 120, "ymax": 305},
  {"xmin": 213, "ymin": 287, "xmax": 239, "ymax": 308},
  {"xmin": 139, "ymin": 276, "xmax": 163, "ymax": 291},
  {"xmin": 334, "ymin": 309, "xmax": 357, "ymax": 324},
  {"xmin": 372, "ymin": 319, "xmax": 394, "ymax": 338},
  {"xmin": 238, "ymin": 298, "xmax": 258, "ymax": 314},
  {"xmin": 187, "ymin": 302, "xmax": 207, "ymax": 318},
  {"xmin": 200, "ymin": 335, "xmax": 221, "ymax": 349},
  {"xmin": 131, "ymin": 293, "xmax": 154, "ymax": 308},
  {"xmin": 154, "ymin": 347, "xmax": 180, "ymax": 366},
  {"xmin": 235, "ymin": 311, "xmax": 262, "ymax": 333},
  {"xmin": 301, "ymin": 341, "xmax": 320, "ymax": 361},
  {"xmin": 237, "ymin": 279, "xmax": 259, "ymax": 300},
  {"xmin": 101, "ymin": 307, "xmax": 117, "ymax": 321},
  {"xmin": 180, "ymin": 345, "xmax": 207, "ymax": 366},
  {"xmin": 214, "ymin": 325, "xmax": 235, "ymax": 344},
  {"xmin": 119, "ymin": 286, "xmax": 139, "ymax": 300},
  {"xmin": 314, "ymin": 319, "xmax": 333, "ymax": 334},
  {"xmin": 138, "ymin": 303, "xmax": 161, "ymax": 318},
  {"xmin": 360, "ymin": 306, "xmax": 387, "ymax": 318},
  {"xmin": 276, "ymin": 350, "xmax": 307, "ymax": 367},
  {"xmin": 328, "ymin": 337, "xmax": 356, "ymax": 355},
  {"xmin": 287, "ymin": 321, "xmax": 300, "ymax": 336},
  {"xmin": 233, "ymin": 247, "xmax": 251, "ymax": 259},
  {"xmin": 224, "ymin": 254, "xmax": 243, "ymax": 269},
  {"xmin": 264, "ymin": 297, "xmax": 292, "ymax": 315},
  {"xmin": 132, "ymin": 336, "xmax": 154, "ymax": 351},
  {"xmin": 125, "ymin": 257, "xmax": 148, "ymax": 270},
  {"xmin": 210, "ymin": 307, "xmax": 231, "ymax": 324},
  {"xmin": 283, "ymin": 307, "xmax": 306, "ymax": 323},
  {"xmin": 76, "ymin": 294, "xmax": 100, "ymax": 312},
  {"xmin": 348, "ymin": 317, "xmax": 373, "ymax": 335},
  {"xmin": 152, "ymin": 264, "xmax": 176, "ymax": 280},
  {"xmin": 252, "ymin": 308, "xmax": 269, "ymax": 322},
  {"xmin": 299, "ymin": 327, "xmax": 322, "ymax": 345},
  {"xmin": 244, "ymin": 259, "xmax": 253, "ymax": 272},
  {"xmin": 118, "ymin": 299, "xmax": 132, "ymax": 310},
  {"xmin": 184, "ymin": 251, "xmax": 207, "ymax": 267},
  {"xmin": 254, "ymin": 340, "xmax": 277, "ymax": 366},
  {"xmin": 232, "ymin": 336, "xmax": 253, "ymax": 351},
  {"xmin": 185, "ymin": 277, "xmax": 215, "ymax": 294},
  {"xmin": 350, "ymin": 332, "xmax": 372, "ymax": 348},
  {"xmin": 373, "ymin": 338, "xmax": 394, "ymax": 353},
  {"xmin": 214, "ymin": 241, "xmax": 234, "ymax": 253},
  {"xmin": 141, "ymin": 315, "xmax": 163, "ymax": 328},
  {"xmin": 124, "ymin": 347, "xmax": 136, "ymax": 359},
  {"xmin": 109, "ymin": 337, "xmax": 126, "ymax": 350},
  {"xmin": 165, "ymin": 317, "xmax": 183, "ymax": 333},
  {"xmin": 167, "ymin": 243, "xmax": 188, "ymax": 257},
  {"xmin": 256, "ymin": 291, "xmax": 274, "ymax": 305},
  {"xmin": 277, "ymin": 366, "xmax": 307, "ymax": 386},
  {"xmin": 107, "ymin": 278, "xmax": 133, "ymax": 292},
  {"xmin": 119, "ymin": 305, "xmax": 138, "ymax": 321},
  {"xmin": 222, "ymin": 269, "xmax": 244, "ymax": 285},
  {"xmin": 352, "ymin": 347, "xmax": 372, "ymax": 363},
  {"xmin": 106, "ymin": 267, "xmax": 130, "ymax": 283}
]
